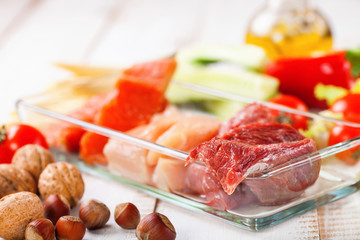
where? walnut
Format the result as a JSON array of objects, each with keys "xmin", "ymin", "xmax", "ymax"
[
  {"xmin": 0, "ymin": 164, "xmax": 37, "ymax": 198},
  {"xmin": 38, "ymin": 162, "xmax": 85, "ymax": 207},
  {"xmin": 12, "ymin": 144, "xmax": 55, "ymax": 183},
  {"xmin": 0, "ymin": 191, "xmax": 44, "ymax": 240}
]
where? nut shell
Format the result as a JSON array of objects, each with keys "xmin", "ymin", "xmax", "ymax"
[
  {"xmin": 0, "ymin": 192, "xmax": 44, "ymax": 240},
  {"xmin": 0, "ymin": 164, "xmax": 37, "ymax": 198},
  {"xmin": 38, "ymin": 162, "xmax": 85, "ymax": 207},
  {"xmin": 25, "ymin": 218, "xmax": 55, "ymax": 240},
  {"xmin": 79, "ymin": 199, "xmax": 110, "ymax": 229},
  {"xmin": 44, "ymin": 194, "xmax": 71, "ymax": 225},
  {"xmin": 56, "ymin": 215, "xmax": 86, "ymax": 240},
  {"xmin": 136, "ymin": 212, "xmax": 176, "ymax": 240},
  {"xmin": 12, "ymin": 144, "xmax": 55, "ymax": 183},
  {"xmin": 114, "ymin": 202, "xmax": 140, "ymax": 229}
]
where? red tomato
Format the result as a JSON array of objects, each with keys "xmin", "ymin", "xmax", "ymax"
[
  {"xmin": 328, "ymin": 115, "xmax": 360, "ymax": 165},
  {"xmin": 265, "ymin": 51, "xmax": 353, "ymax": 109},
  {"xmin": 0, "ymin": 124, "xmax": 48, "ymax": 164},
  {"xmin": 329, "ymin": 93, "xmax": 360, "ymax": 117},
  {"xmin": 269, "ymin": 94, "xmax": 309, "ymax": 130}
]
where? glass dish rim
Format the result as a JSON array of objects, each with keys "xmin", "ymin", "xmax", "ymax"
[{"xmin": 15, "ymin": 80, "xmax": 360, "ymax": 179}]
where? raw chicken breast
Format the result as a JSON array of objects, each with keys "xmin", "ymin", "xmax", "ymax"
[
  {"xmin": 152, "ymin": 158, "xmax": 187, "ymax": 192},
  {"xmin": 150, "ymin": 115, "xmax": 221, "ymax": 190},
  {"xmin": 104, "ymin": 107, "xmax": 181, "ymax": 184},
  {"xmin": 147, "ymin": 115, "xmax": 221, "ymax": 166}
]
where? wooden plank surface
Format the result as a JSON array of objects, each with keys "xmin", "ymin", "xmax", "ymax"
[
  {"xmin": 71, "ymin": 173, "xmax": 157, "ymax": 239},
  {"xmin": 1, "ymin": 0, "xmax": 359, "ymax": 239},
  {"xmin": 156, "ymin": 201, "xmax": 320, "ymax": 240},
  {"xmin": 87, "ymin": 0, "xmax": 212, "ymax": 66},
  {"xmin": 318, "ymin": 192, "xmax": 360, "ymax": 239},
  {"xmin": 0, "ymin": 0, "xmax": 123, "ymax": 122},
  {"xmin": 0, "ymin": 0, "xmax": 38, "ymax": 45}
]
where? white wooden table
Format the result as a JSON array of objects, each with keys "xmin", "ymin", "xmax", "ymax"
[{"xmin": 1, "ymin": 0, "xmax": 360, "ymax": 239}]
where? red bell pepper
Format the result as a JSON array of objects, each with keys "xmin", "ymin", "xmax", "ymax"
[{"xmin": 265, "ymin": 51, "xmax": 353, "ymax": 109}]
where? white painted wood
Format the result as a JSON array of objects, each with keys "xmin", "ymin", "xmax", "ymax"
[
  {"xmin": 318, "ymin": 0, "xmax": 360, "ymax": 48},
  {"xmin": 87, "ymin": 0, "xmax": 213, "ymax": 66},
  {"xmin": 318, "ymin": 192, "xmax": 360, "ymax": 239},
  {"xmin": 0, "ymin": 0, "xmax": 122, "ymax": 123},
  {"xmin": 0, "ymin": 0, "xmax": 34, "ymax": 41},
  {"xmin": 194, "ymin": 0, "xmax": 262, "ymax": 45},
  {"xmin": 156, "ymin": 201, "xmax": 320, "ymax": 240}
]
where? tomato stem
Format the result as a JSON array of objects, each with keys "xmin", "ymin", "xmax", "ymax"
[
  {"xmin": 0, "ymin": 125, "xmax": 7, "ymax": 143},
  {"xmin": 275, "ymin": 112, "xmax": 293, "ymax": 125}
]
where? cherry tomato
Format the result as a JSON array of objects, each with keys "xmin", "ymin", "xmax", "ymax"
[
  {"xmin": 0, "ymin": 124, "xmax": 48, "ymax": 164},
  {"xmin": 269, "ymin": 94, "xmax": 309, "ymax": 130},
  {"xmin": 329, "ymin": 93, "xmax": 360, "ymax": 118},
  {"xmin": 328, "ymin": 115, "xmax": 360, "ymax": 165}
]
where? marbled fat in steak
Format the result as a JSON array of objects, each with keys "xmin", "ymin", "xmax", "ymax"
[
  {"xmin": 185, "ymin": 103, "xmax": 320, "ymax": 205},
  {"xmin": 186, "ymin": 122, "xmax": 317, "ymax": 195}
]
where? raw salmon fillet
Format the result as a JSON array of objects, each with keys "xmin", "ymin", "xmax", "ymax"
[
  {"xmin": 80, "ymin": 58, "xmax": 176, "ymax": 165},
  {"xmin": 46, "ymin": 91, "xmax": 115, "ymax": 152}
]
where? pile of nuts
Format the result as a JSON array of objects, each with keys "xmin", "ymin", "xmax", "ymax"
[{"xmin": 0, "ymin": 144, "xmax": 176, "ymax": 240}]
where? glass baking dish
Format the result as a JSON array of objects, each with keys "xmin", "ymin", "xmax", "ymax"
[{"xmin": 15, "ymin": 79, "xmax": 360, "ymax": 231}]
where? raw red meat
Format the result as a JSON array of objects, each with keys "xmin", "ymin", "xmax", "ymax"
[
  {"xmin": 185, "ymin": 163, "xmax": 256, "ymax": 210},
  {"xmin": 186, "ymin": 122, "xmax": 319, "ymax": 205},
  {"xmin": 244, "ymin": 150, "xmax": 321, "ymax": 205},
  {"xmin": 218, "ymin": 103, "xmax": 275, "ymax": 136}
]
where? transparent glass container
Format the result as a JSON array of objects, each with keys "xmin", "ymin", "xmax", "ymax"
[
  {"xmin": 245, "ymin": 0, "xmax": 333, "ymax": 59},
  {"xmin": 16, "ymin": 80, "xmax": 360, "ymax": 231}
]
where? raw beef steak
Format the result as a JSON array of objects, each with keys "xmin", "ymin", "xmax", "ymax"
[{"xmin": 186, "ymin": 122, "xmax": 319, "ymax": 205}]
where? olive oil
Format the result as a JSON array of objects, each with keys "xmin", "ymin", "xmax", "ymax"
[{"xmin": 245, "ymin": 0, "xmax": 332, "ymax": 59}]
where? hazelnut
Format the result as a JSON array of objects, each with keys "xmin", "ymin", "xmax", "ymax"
[
  {"xmin": 114, "ymin": 202, "xmax": 140, "ymax": 229},
  {"xmin": 44, "ymin": 194, "xmax": 71, "ymax": 225},
  {"xmin": 25, "ymin": 218, "xmax": 55, "ymax": 240},
  {"xmin": 0, "ymin": 164, "xmax": 37, "ymax": 198},
  {"xmin": 38, "ymin": 162, "xmax": 84, "ymax": 207},
  {"xmin": 56, "ymin": 216, "xmax": 86, "ymax": 240},
  {"xmin": 0, "ymin": 192, "xmax": 44, "ymax": 240},
  {"xmin": 136, "ymin": 212, "xmax": 176, "ymax": 240},
  {"xmin": 79, "ymin": 199, "xmax": 110, "ymax": 230},
  {"xmin": 12, "ymin": 144, "xmax": 55, "ymax": 183}
]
